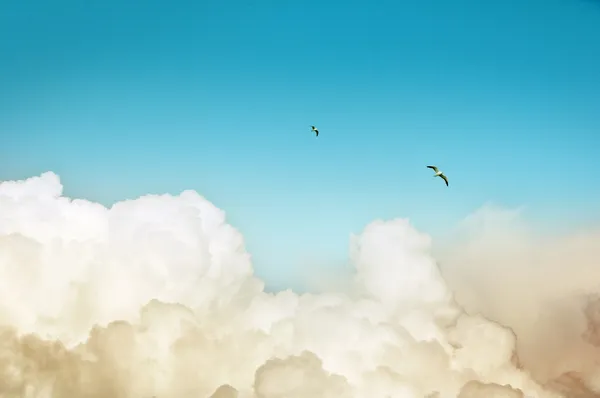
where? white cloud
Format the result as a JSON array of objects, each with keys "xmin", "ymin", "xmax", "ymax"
[{"xmin": 0, "ymin": 172, "xmax": 597, "ymax": 397}]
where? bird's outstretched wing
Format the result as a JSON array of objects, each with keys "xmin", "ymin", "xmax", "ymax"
[
  {"xmin": 315, "ymin": 129, "xmax": 319, "ymax": 136},
  {"xmin": 440, "ymin": 174, "xmax": 449, "ymax": 186},
  {"xmin": 427, "ymin": 165, "xmax": 439, "ymax": 172}
]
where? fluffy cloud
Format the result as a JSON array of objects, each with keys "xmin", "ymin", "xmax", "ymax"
[{"xmin": 0, "ymin": 172, "xmax": 597, "ymax": 397}]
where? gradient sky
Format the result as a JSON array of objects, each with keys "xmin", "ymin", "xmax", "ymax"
[{"xmin": 1, "ymin": 0, "xmax": 599, "ymax": 289}]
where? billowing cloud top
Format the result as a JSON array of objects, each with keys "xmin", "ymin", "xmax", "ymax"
[{"xmin": 0, "ymin": 172, "xmax": 597, "ymax": 397}]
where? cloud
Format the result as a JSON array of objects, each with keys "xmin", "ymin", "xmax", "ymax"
[
  {"xmin": 438, "ymin": 204, "xmax": 600, "ymax": 394},
  {"xmin": 254, "ymin": 351, "xmax": 353, "ymax": 398},
  {"xmin": 0, "ymin": 172, "xmax": 597, "ymax": 397}
]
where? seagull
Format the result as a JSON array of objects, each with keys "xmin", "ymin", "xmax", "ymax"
[
  {"xmin": 427, "ymin": 165, "xmax": 449, "ymax": 186},
  {"xmin": 310, "ymin": 125, "xmax": 319, "ymax": 137}
]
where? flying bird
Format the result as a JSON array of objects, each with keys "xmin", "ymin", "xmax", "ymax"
[
  {"xmin": 311, "ymin": 125, "xmax": 319, "ymax": 137},
  {"xmin": 427, "ymin": 165, "xmax": 449, "ymax": 186}
]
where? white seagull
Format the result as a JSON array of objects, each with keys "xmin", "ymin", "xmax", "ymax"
[
  {"xmin": 427, "ymin": 165, "xmax": 449, "ymax": 186},
  {"xmin": 310, "ymin": 125, "xmax": 319, "ymax": 137}
]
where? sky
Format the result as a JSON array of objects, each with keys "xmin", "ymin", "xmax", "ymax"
[{"xmin": 1, "ymin": 0, "xmax": 599, "ymax": 289}]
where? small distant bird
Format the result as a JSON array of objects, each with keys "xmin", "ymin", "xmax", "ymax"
[
  {"xmin": 311, "ymin": 125, "xmax": 319, "ymax": 137},
  {"xmin": 427, "ymin": 165, "xmax": 449, "ymax": 186}
]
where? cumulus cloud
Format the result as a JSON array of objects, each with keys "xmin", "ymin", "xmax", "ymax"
[
  {"xmin": 438, "ymin": 204, "xmax": 600, "ymax": 395},
  {"xmin": 0, "ymin": 172, "xmax": 597, "ymax": 397}
]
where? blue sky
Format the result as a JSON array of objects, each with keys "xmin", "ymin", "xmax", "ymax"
[{"xmin": 1, "ymin": 0, "xmax": 599, "ymax": 289}]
